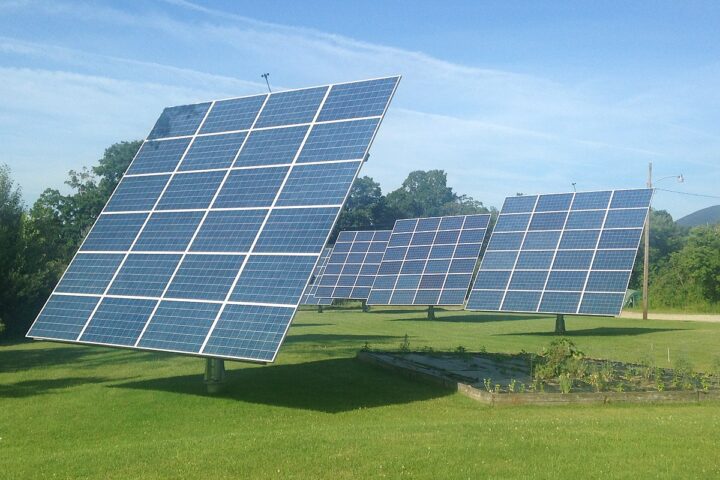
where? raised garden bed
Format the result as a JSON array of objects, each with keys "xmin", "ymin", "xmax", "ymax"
[{"xmin": 357, "ymin": 349, "xmax": 720, "ymax": 406}]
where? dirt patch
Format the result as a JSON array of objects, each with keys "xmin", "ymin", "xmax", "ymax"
[{"xmin": 620, "ymin": 311, "xmax": 720, "ymax": 322}]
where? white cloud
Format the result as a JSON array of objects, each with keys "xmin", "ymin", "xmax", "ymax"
[{"xmin": 0, "ymin": 0, "xmax": 718, "ymax": 216}]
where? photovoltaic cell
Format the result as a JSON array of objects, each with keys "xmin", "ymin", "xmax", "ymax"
[
  {"xmin": 80, "ymin": 213, "xmax": 148, "ymax": 252},
  {"xmin": 230, "ymin": 255, "xmax": 317, "ymax": 304},
  {"xmin": 156, "ymin": 171, "xmax": 226, "ymax": 210},
  {"xmin": 367, "ymin": 214, "xmax": 490, "ymax": 306},
  {"xmin": 137, "ymin": 300, "xmax": 221, "ymax": 353},
  {"xmin": 133, "ymin": 211, "xmax": 205, "ymax": 252},
  {"xmin": 466, "ymin": 189, "xmax": 652, "ymax": 316},
  {"xmin": 300, "ymin": 247, "xmax": 333, "ymax": 305},
  {"xmin": 213, "ymin": 167, "xmax": 288, "ymax": 208},
  {"xmin": 165, "ymin": 254, "xmax": 245, "ymax": 301},
  {"xmin": 277, "ymin": 161, "xmax": 362, "ymax": 206},
  {"xmin": 126, "ymin": 138, "xmax": 191, "ymax": 175},
  {"xmin": 316, "ymin": 230, "xmax": 390, "ymax": 300},
  {"xmin": 80, "ymin": 297, "xmax": 157, "ymax": 346},
  {"xmin": 55, "ymin": 253, "xmax": 125, "ymax": 295},
  {"xmin": 27, "ymin": 295, "xmax": 100, "ymax": 341},
  {"xmin": 199, "ymin": 95, "xmax": 266, "ymax": 134},
  {"xmin": 179, "ymin": 132, "xmax": 247, "ymax": 171},
  {"xmin": 104, "ymin": 175, "xmax": 169, "ymax": 212},
  {"xmin": 234, "ymin": 126, "xmax": 308, "ymax": 168},
  {"xmin": 148, "ymin": 103, "xmax": 211, "ymax": 139},
  {"xmin": 28, "ymin": 76, "xmax": 400, "ymax": 363}
]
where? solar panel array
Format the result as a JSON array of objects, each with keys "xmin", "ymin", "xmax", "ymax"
[
  {"xmin": 27, "ymin": 76, "xmax": 400, "ymax": 362},
  {"xmin": 315, "ymin": 230, "xmax": 391, "ymax": 300},
  {"xmin": 300, "ymin": 247, "xmax": 333, "ymax": 306},
  {"xmin": 465, "ymin": 189, "xmax": 652, "ymax": 316},
  {"xmin": 367, "ymin": 214, "xmax": 491, "ymax": 305}
]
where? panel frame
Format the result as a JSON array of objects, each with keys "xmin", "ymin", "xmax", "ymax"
[
  {"xmin": 27, "ymin": 75, "xmax": 401, "ymax": 363},
  {"xmin": 465, "ymin": 188, "xmax": 653, "ymax": 316},
  {"xmin": 367, "ymin": 214, "xmax": 491, "ymax": 306}
]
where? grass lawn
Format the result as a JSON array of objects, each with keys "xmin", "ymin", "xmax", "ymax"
[{"xmin": 2, "ymin": 306, "xmax": 720, "ymax": 479}]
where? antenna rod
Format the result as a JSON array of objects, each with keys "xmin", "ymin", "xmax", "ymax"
[{"xmin": 261, "ymin": 73, "xmax": 272, "ymax": 93}]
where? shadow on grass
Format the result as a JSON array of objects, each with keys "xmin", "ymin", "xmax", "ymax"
[
  {"xmin": 112, "ymin": 357, "xmax": 451, "ymax": 413},
  {"xmin": 500, "ymin": 327, "xmax": 684, "ymax": 337},
  {"xmin": 387, "ymin": 313, "xmax": 549, "ymax": 323},
  {"xmin": 0, "ymin": 343, "xmax": 165, "ymax": 374},
  {"xmin": 365, "ymin": 308, "xmax": 445, "ymax": 315},
  {"xmin": 288, "ymin": 323, "xmax": 336, "ymax": 328},
  {"xmin": 0, "ymin": 376, "xmax": 111, "ymax": 398},
  {"xmin": 283, "ymin": 334, "xmax": 400, "ymax": 345}
]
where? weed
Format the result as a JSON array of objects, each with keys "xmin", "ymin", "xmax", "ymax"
[
  {"xmin": 399, "ymin": 334, "xmax": 410, "ymax": 353},
  {"xmin": 656, "ymin": 378, "xmax": 665, "ymax": 392},
  {"xmin": 483, "ymin": 378, "xmax": 493, "ymax": 393},
  {"xmin": 559, "ymin": 373, "xmax": 572, "ymax": 394},
  {"xmin": 494, "ymin": 384, "xmax": 501, "ymax": 394},
  {"xmin": 361, "ymin": 342, "xmax": 371, "ymax": 352},
  {"xmin": 518, "ymin": 383, "xmax": 526, "ymax": 394},
  {"xmin": 508, "ymin": 379, "xmax": 517, "ymax": 393}
]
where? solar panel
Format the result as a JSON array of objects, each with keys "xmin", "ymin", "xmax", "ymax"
[
  {"xmin": 27, "ymin": 76, "xmax": 401, "ymax": 362},
  {"xmin": 315, "ymin": 230, "xmax": 391, "ymax": 300},
  {"xmin": 465, "ymin": 189, "xmax": 652, "ymax": 316},
  {"xmin": 367, "ymin": 214, "xmax": 491, "ymax": 306},
  {"xmin": 300, "ymin": 247, "xmax": 333, "ymax": 305}
]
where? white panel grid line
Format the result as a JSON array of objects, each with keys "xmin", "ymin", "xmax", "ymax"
[
  {"xmin": 146, "ymin": 113, "xmax": 385, "ymax": 143},
  {"xmin": 368, "ymin": 214, "xmax": 490, "ymax": 306},
  {"xmin": 28, "ymin": 76, "xmax": 402, "ymax": 363},
  {"xmin": 269, "ymin": 76, "xmax": 402, "ymax": 361},
  {"xmin": 498, "ymin": 196, "xmax": 540, "ymax": 310},
  {"xmin": 411, "ymin": 217, "xmax": 466, "ymax": 305},
  {"xmin": 536, "ymin": 192, "xmax": 576, "ymax": 312},
  {"xmin": 134, "ymin": 94, "xmax": 271, "ymax": 347},
  {"xmin": 320, "ymin": 230, "xmax": 391, "ymax": 300},
  {"xmin": 574, "ymin": 192, "xmax": 614, "ymax": 314},
  {"xmin": 197, "ymin": 85, "xmax": 334, "ymax": 355},
  {"xmin": 466, "ymin": 189, "xmax": 653, "ymax": 316},
  {"xmin": 73, "ymin": 102, "xmax": 216, "ymax": 341},
  {"xmin": 122, "ymin": 149, "xmax": 368, "ymax": 178}
]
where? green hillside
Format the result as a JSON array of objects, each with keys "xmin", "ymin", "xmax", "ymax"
[{"xmin": 677, "ymin": 205, "xmax": 720, "ymax": 227}]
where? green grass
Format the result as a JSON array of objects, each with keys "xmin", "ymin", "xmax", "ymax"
[{"xmin": 2, "ymin": 307, "xmax": 720, "ymax": 479}]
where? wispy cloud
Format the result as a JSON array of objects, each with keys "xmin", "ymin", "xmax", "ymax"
[{"xmin": 0, "ymin": 0, "xmax": 718, "ymax": 216}]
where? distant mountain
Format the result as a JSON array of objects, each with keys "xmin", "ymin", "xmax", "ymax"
[{"xmin": 676, "ymin": 205, "xmax": 720, "ymax": 227}]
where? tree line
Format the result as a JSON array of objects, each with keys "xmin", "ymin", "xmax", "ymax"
[
  {"xmin": 0, "ymin": 141, "xmax": 491, "ymax": 337},
  {"xmin": 1, "ymin": 140, "xmax": 718, "ymax": 337}
]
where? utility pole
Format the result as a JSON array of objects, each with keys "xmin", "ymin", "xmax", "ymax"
[
  {"xmin": 641, "ymin": 166, "xmax": 683, "ymax": 321},
  {"xmin": 643, "ymin": 162, "xmax": 652, "ymax": 320}
]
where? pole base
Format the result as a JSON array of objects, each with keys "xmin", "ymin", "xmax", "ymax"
[
  {"xmin": 361, "ymin": 300, "xmax": 369, "ymax": 313},
  {"xmin": 204, "ymin": 358, "xmax": 226, "ymax": 394},
  {"xmin": 427, "ymin": 305, "xmax": 435, "ymax": 320},
  {"xmin": 554, "ymin": 314, "xmax": 566, "ymax": 335}
]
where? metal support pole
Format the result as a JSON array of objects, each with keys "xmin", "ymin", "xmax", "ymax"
[
  {"xmin": 555, "ymin": 314, "xmax": 566, "ymax": 335},
  {"xmin": 427, "ymin": 305, "xmax": 435, "ymax": 320},
  {"xmin": 317, "ymin": 305, "xmax": 324, "ymax": 314},
  {"xmin": 361, "ymin": 300, "xmax": 369, "ymax": 313},
  {"xmin": 204, "ymin": 358, "xmax": 225, "ymax": 394},
  {"xmin": 643, "ymin": 162, "xmax": 652, "ymax": 320}
]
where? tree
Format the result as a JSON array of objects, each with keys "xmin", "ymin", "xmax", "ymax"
[
  {"xmin": 629, "ymin": 209, "xmax": 687, "ymax": 289},
  {"xmin": 650, "ymin": 225, "xmax": 720, "ymax": 308},
  {"xmin": 2, "ymin": 141, "xmax": 141, "ymax": 337},
  {"xmin": 331, "ymin": 176, "xmax": 386, "ymax": 240},
  {"xmin": 0, "ymin": 165, "xmax": 25, "ymax": 334},
  {"xmin": 384, "ymin": 170, "xmax": 489, "ymax": 221}
]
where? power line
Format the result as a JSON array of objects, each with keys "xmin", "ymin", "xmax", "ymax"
[{"xmin": 655, "ymin": 188, "xmax": 720, "ymax": 200}]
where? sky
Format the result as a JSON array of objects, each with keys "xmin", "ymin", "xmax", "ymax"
[{"xmin": 1, "ymin": 0, "xmax": 719, "ymax": 218}]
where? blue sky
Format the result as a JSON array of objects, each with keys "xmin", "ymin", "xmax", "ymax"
[{"xmin": 1, "ymin": 0, "xmax": 719, "ymax": 218}]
